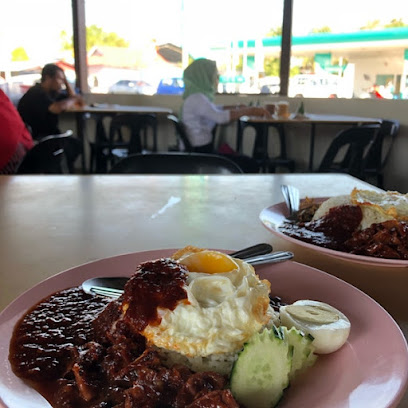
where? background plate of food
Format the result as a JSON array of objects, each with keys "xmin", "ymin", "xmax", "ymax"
[
  {"xmin": 260, "ymin": 189, "xmax": 408, "ymax": 267},
  {"xmin": 0, "ymin": 248, "xmax": 407, "ymax": 408}
]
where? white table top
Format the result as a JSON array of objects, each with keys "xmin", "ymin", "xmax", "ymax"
[
  {"xmin": 242, "ymin": 112, "xmax": 382, "ymax": 124},
  {"xmin": 69, "ymin": 104, "xmax": 173, "ymax": 115},
  {"xmin": 0, "ymin": 173, "xmax": 407, "ymax": 405}
]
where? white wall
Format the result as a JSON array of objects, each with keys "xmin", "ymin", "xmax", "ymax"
[
  {"xmin": 61, "ymin": 94, "xmax": 408, "ymax": 193},
  {"xmin": 352, "ymin": 54, "xmax": 404, "ymax": 98}
]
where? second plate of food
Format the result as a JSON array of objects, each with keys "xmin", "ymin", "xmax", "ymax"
[{"xmin": 260, "ymin": 198, "xmax": 408, "ymax": 267}]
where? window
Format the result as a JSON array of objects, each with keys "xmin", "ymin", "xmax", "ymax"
[
  {"xmin": 2, "ymin": 0, "xmax": 408, "ymax": 100},
  {"xmin": 291, "ymin": 0, "xmax": 408, "ymax": 99},
  {"xmin": 84, "ymin": 0, "xmax": 284, "ymax": 95},
  {"xmin": 0, "ymin": 0, "xmax": 73, "ymax": 105}
]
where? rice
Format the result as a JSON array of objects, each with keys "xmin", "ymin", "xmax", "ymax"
[{"xmin": 155, "ymin": 346, "xmax": 239, "ymax": 376}]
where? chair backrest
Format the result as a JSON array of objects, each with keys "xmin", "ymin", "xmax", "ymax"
[
  {"xmin": 317, "ymin": 124, "xmax": 380, "ymax": 179},
  {"xmin": 16, "ymin": 130, "xmax": 82, "ymax": 174},
  {"xmin": 167, "ymin": 114, "xmax": 193, "ymax": 152},
  {"xmin": 108, "ymin": 152, "xmax": 244, "ymax": 174},
  {"xmin": 364, "ymin": 119, "xmax": 399, "ymax": 172},
  {"xmin": 109, "ymin": 114, "xmax": 157, "ymax": 154}
]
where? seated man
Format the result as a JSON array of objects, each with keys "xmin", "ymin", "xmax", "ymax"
[
  {"xmin": 0, "ymin": 89, "xmax": 34, "ymax": 173},
  {"xmin": 17, "ymin": 63, "xmax": 84, "ymax": 140}
]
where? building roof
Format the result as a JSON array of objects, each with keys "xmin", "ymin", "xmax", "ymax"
[
  {"xmin": 87, "ymin": 43, "xmax": 182, "ymax": 69},
  {"xmin": 234, "ymin": 27, "xmax": 408, "ymax": 48},
  {"xmin": 211, "ymin": 27, "xmax": 408, "ymax": 58}
]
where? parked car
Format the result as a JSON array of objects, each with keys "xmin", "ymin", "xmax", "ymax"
[
  {"xmin": 288, "ymin": 74, "xmax": 340, "ymax": 98},
  {"xmin": 259, "ymin": 76, "xmax": 280, "ymax": 94},
  {"xmin": 108, "ymin": 80, "xmax": 155, "ymax": 95},
  {"xmin": 156, "ymin": 78, "xmax": 184, "ymax": 95}
]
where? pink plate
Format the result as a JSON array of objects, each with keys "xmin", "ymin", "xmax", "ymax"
[
  {"xmin": 260, "ymin": 199, "xmax": 408, "ymax": 267},
  {"xmin": 1, "ymin": 249, "xmax": 407, "ymax": 408}
]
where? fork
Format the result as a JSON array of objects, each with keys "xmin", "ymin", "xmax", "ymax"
[{"xmin": 280, "ymin": 184, "xmax": 300, "ymax": 220}]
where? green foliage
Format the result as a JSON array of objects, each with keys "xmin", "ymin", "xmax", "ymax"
[
  {"xmin": 264, "ymin": 56, "xmax": 280, "ymax": 76},
  {"xmin": 385, "ymin": 18, "xmax": 407, "ymax": 28},
  {"xmin": 236, "ymin": 56, "xmax": 244, "ymax": 73},
  {"xmin": 263, "ymin": 57, "xmax": 305, "ymax": 77},
  {"xmin": 86, "ymin": 25, "xmax": 129, "ymax": 49},
  {"xmin": 361, "ymin": 18, "xmax": 407, "ymax": 30},
  {"xmin": 60, "ymin": 25, "xmax": 129, "ymax": 53},
  {"xmin": 61, "ymin": 30, "xmax": 72, "ymax": 51},
  {"xmin": 360, "ymin": 19, "xmax": 382, "ymax": 30},
  {"xmin": 265, "ymin": 26, "xmax": 282, "ymax": 37},
  {"xmin": 290, "ymin": 65, "xmax": 301, "ymax": 76},
  {"xmin": 310, "ymin": 26, "xmax": 332, "ymax": 33},
  {"xmin": 11, "ymin": 47, "xmax": 29, "ymax": 61}
]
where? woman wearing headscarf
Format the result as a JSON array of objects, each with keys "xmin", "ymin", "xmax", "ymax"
[{"xmin": 181, "ymin": 58, "xmax": 269, "ymax": 153}]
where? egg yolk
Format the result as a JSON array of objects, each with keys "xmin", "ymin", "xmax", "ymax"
[{"xmin": 179, "ymin": 251, "xmax": 237, "ymax": 274}]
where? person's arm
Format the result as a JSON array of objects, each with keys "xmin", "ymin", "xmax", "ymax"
[
  {"xmin": 228, "ymin": 106, "xmax": 270, "ymax": 121},
  {"xmin": 48, "ymin": 72, "xmax": 85, "ymax": 114},
  {"xmin": 50, "ymin": 96, "xmax": 85, "ymax": 114},
  {"xmin": 222, "ymin": 104, "xmax": 246, "ymax": 109}
]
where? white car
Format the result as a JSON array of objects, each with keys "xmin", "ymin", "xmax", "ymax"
[
  {"xmin": 109, "ymin": 79, "xmax": 156, "ymax": 95},
  {"xmin": 259, "ymin": 76, "xmax": 280, "ymax": 94},
  {"xmin": 289, "ymin": 74, "xmax": 340, "ymax": 98}
]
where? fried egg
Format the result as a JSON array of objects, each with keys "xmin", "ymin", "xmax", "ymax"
[
  {"xmin": 312, "ymin": 188, "xmax": 408, "ymax": 229},
  {"xmin": 142, "ymin": 249, "xmax": 274, "ymax": 357}
]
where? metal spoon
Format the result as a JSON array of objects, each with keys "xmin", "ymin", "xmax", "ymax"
[
  {"xmin": 82, "ymin": 249, "xmax": 294, "ymax": 299},
  {"xmin": 281, "ymin": 184, "xmax": 300, "ymax": 220},
  {"xmin": 82, "ymin": 243, "xmax": 273, "ymax": 298}
]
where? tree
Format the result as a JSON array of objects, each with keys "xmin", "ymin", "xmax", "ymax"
[
  {"xmin": 263, "ymin": 27, "xmax": 282, "ymax": 76},
  {"xmin": 86, "ymin": 25, "xmax": 129, "ymax": 49},
  {"xmin": 265, "ymin": 27, "xmax": 282, "ymax": 37},
  {"xmin": 61, "ymin": 24, "xmax": 129, "ymax": 53},
  {"xmin": 385, "ymin": 18, "xmax": 407, "ymax": 28},
  {"xmin": 360, "ymin": 20, "xmax": 381, "ymax": 30},
  {"xmin": 264, "ymin": 57, "xmax": 280, "ymax": 77},
  {"xmin": 11, "ymin": 47, "xmax": 29, "ymax": 61},
  {"xmin": 310, "ymin": 26, "xmax": 332, "ymax": 33},
  {"xmin": 361, "ymin": 18, "xmax": 407, "ymax": 30}
]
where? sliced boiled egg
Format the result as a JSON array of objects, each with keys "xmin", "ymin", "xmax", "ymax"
[
  {"xmin": 178, "ymin": 250, "xmax": 238, "ymax": 274},
  {"xmin": 279, "ymin": 300, "xmax": 351, "ymax": 354}
]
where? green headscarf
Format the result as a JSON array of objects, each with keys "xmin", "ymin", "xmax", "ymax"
[{"xmin": 182, "ymin": 58, "xmax": 218, "ymax": 102}]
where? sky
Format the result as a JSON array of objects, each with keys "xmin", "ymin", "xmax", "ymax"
[{"xmin": 1, "ymin": 0, "xmax": 408, "ymax": 63}]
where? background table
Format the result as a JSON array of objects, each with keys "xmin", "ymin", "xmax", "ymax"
[
  {"xmin": 240, "ymin": 113, "xmax": 382, "ymax": 171},
  {"xmin": 69, "ymin": 104, "xmax": 173, "ymax": 172},
  {"xmin": 0, "ymin": 173, "xmax": 407, "ymax": 406}
]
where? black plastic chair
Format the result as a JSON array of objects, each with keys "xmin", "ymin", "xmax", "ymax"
[
  {"xmin": 108, "ymin": 152, "xmax": 244, "ymax": 174},
  {"xmin": 317, "ymin": 124, "xmax": 381, "ymax": 179},
  {"xmin": 167, "ymin": 114, "xmax": 218, "ymax": 153},
  {"xmin": 90, "ymin": 113, "xmax": 158, "ymax": 173},
  {"xmin": 16, "ymin": 130, "xmax": 82, "ymax": 174},
  {"xmin": 236, "ymin": 119, "xmax": 295, "ymax": 173},
  {"xmin": 167, "ymin": 114, "xmax": 260, "ymax": 173},
  {"xmin": 363, "ymin": 119, "xmax": 399, "ymax": 188},
  {"xmin": 167, "ymin": 114, "xmax": 194, "ymax": 152}
]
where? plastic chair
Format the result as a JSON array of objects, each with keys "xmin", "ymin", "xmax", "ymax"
[
  {"xmin": 316, "ymin": 124, "xmax": 381, "ymax": 179},
  {"xmin": 166, "ymin": 114, "xmax": 193, "ymax": 152},
  {"xmin": 89, "ymin": 113, "xmax": 158, "ymax": 173},
  {"xmin": 167, "ymin": 115, "xmax": 259, "ymax": 173},
  {"xmin": 236, "ymin": 119, "xmax": 295, "ymax": 173},
  {"xmin": 108, "ymin": 152, "xmax": 244, "ymax": 174},
  {"xmin": 167, "ymin": 114, "xmax": 218, "ymax": 152},
  {"xmin": 16, "ymin": 130, "xmax": 82, "ymax": 174},
  {"xmin": 363, "ymin": 119, "xmax": 399, "ymax": 188}
]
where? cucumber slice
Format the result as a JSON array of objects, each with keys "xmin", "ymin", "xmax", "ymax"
[
  {"xmin": 230, "ymin": 327, "xmax": 291, "ymax": 408},
  {"xmin": 281, "ymin": 326, "xmax": 317, "ymax": 379}
]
